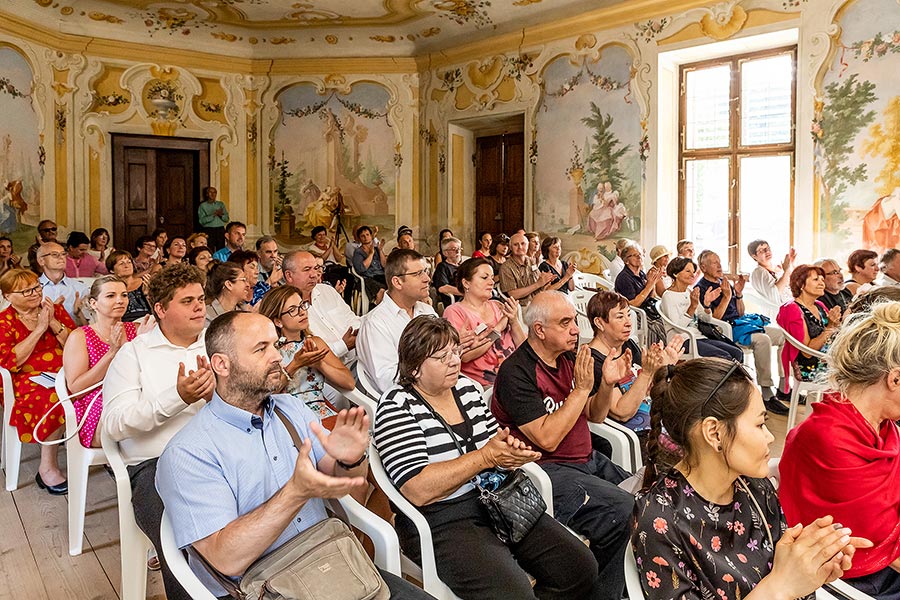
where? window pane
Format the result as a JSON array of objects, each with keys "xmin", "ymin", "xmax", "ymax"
[
  {"xmin": 685, "ymin": 65, "xmax": 731, "ymax": 149},
  {"xmin": 740, "ymin": 54, "xmax": 793, "ymax": 146},
  {"xmin": 685, "ymin": 158, "xmax": 731, "ymax": 270},
  {"xmin": 738, "ymin": 155, "xmax": 791, "ymax": 273}
]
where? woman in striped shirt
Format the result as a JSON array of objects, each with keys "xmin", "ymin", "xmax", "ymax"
[{"xmin": 374, "ymin": 315, "xmax": 601, "ymax": 599}]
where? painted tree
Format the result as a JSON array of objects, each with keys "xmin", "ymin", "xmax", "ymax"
[
  {"xmin": 862, "ymin": 95, "xmax": 900, "ymax": 196},
  {"xmin": 581, "ymin": 102, "xmax": 630, "ymax": 197}
]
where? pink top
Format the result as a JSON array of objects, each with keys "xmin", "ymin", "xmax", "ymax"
[
  {"xmin": 65, "ymin": 253, "xmax": 107, "ymax": 278},
  {"xmin": 442, "ymin": 301, "xmax": 516, "ymax": 387}
]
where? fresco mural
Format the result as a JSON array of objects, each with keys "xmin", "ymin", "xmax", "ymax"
[
  {"xmin": 0, "ymin": 46, "xmax": 41, "ymax": 250},
  {"xmin": 270, "ymin": 82, "xmax": 396, "ymax": 243},
  {"xmin": 815, "ymin": 0, "xmax": 900, "ymax": 258},
  {"xmin": 534, "ymin": 45, "xmax": 642, "ymax": 261}
]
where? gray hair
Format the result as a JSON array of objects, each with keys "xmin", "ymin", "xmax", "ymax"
[
  {"xmin": 255, "ymin": 235, "xmax": 277, "ymax": 251},
  {"xmin": 524, "ymin": 290, "xmax": 568, "ymax": 333},
  {"xmin": 882, "ymin": 248, "xmax": 900, "ymax": 268},
  {"xmin": 440, "ymin": 236, "xmax": 462, "ymax": 252},
  {"xmin": 828, "ymin": 301, "xmax": 900, "ymax": 394},
  {"xmin": 282, "ymin": 250, "xmax": 313, "ymax": 274}
]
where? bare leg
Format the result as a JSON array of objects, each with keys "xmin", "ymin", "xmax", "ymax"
[{"xmin": 38, "ymin": 430, "xmax": 66, "ymax": 485}]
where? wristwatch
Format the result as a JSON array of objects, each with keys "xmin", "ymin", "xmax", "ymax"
[
  {"xmin": 337, "ymin": 448, "xmax": 369, "ymax": 470},
  {"xmin": 487, "ymin": 330, "xmax": 502, "ymax": 342}
]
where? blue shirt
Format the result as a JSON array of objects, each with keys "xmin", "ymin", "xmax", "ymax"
[
  {"xmin": 212, "ymin": 246, "xmax": 233, "ymax": 262},
  {"xmin": 155, "ymin": 393, "xmax": 328, "ymax": 595},
  {"xmin": 352, "ymin": 246, "xmax": 384, "ymax": 279},
  {"xmin": 696, "ymin": 276, "xmax": 740, "ymax": 322},
  {"xmin": 39, "ymin": 273, "xmax": 88, "ymax": 322}
]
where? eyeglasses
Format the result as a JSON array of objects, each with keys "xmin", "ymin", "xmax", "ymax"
[
  {"xmin": 429, "ymin": 346, "xmax": 463, "ymax": 365},
  {"xmin": 9, "ymin": 284, "xmax": 42, "ymax": 297},
  {"xmin": 701, "ymin": 360, "xmax": 751, "ymax": 415},
  {"xmin": 824, "ymin": 270, "xmax": 842, "ymax": 276},
  {"xmin": 39, "ymin": 251, "xmax": 65, "ymax": 259},
  {"xmin": 235, "ymin": 277, "xmax": 249, "ymax": 283},
  {"xmin": 39, "ymin": 227, "xmax": 57, "ymax": 233},
  {"xmin": 398, "ymin": 268, "xmax": 429, "ymax": 278},
  {"xmin": 280, "ymin": 301, "xmax": 311, "ymax": 317}
]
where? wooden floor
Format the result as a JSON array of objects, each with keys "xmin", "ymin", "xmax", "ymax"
[{"xmin": 0, "ymin": 442, "xmax": 165, "ymax": 600}]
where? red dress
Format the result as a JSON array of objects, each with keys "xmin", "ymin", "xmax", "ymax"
[{"xmin": 0, "ymin": 304, "xmax": 75, "ymax": 443}]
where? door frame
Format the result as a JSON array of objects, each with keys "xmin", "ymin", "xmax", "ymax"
[{"xmin": 112, "ymin": 134, "xmax": 210, "ymax": 252}]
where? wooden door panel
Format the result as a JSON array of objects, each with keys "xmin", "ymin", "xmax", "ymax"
[
  {"xmin": 475, "ymin": 133, "xmax": 524, "ymax": 236},
  {"xmin": 156, "ymin": 150, "xmax": 195, "ymax": 238},
  {"xmin": 118, "ymin": 148, "xmax": 156, "ymax": 254},
  {"xmin": 503, "ymin": 133, "xmax": 525, "ymax": 233}
]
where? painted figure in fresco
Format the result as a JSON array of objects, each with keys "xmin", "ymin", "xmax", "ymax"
[
  {"xmin": 862, "ymin": 187, "xmax": 900, "ymax": 254},
  {"xmin": 301, "ymin": 185, "xmax": 342, "ymax": 233},
  {"xmin": 588, "ymin": 181, "xmax": 627, "ymax": 240},
  {"xmin": 0, "ymin": 180, "xmax": 26, "ymax": 233},
  {"xmin": 298, "ymin": 179, "xmax": 320, "ymax": 216}
]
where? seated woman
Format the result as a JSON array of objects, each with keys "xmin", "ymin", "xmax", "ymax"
[
  {"xmin": 780, "ymin": 302, "xmax": 900, "ymax": 599},
  {"xmin": 776, "ymin": 264, "xmax": 841, "ymax": 389},
  {"xmin": 615, "ymin": 244, "xmax": 666, "ymax": 344},
  {"xmin": 487, "ymin": 234, "xmax": 510, "ymax": 279},
  {"xmin": 257, "ymin": 285, "xmax": 354, "ymax": 427},
  {"xmin": 660, "ymin": 256, "xmax": 743, "ymax": 361},
  {"xmin": 105, "ymin": 250, "xmax": 152, "ymax": 323},
  {"xmin": 87, "ymin": 227, "xmax": 114, "ymax": 263},
  {"xmin": 472, "ymin": 231, "xmax": 491, "ymax": 259},
  {"xmin": 538, "ymin": 236, "xmax": 575, "ymax": 295},
  {"xmin": 586, "ymin": 290, "xmax": 682, "ymax": 434},
  {"xmin": 228, "ymin": 249, "xmax": 269, "ymax": 306},
  {"xmin": 845, "ymin": 249, "xmax": 879, "ymax": 296},
  {"xmin": 635, "ymin": 357, "xmax": 872, "ymax": 599},
  {"xmin": 186, "ymin": 245, "xmax": 213, "ymax": 279},
  {"xmin": 160, "ymin": 235, "xmax": 187, "ymax": 266},
  {"xmin": 205, "ymin": 261, "xmax": 251, "ymax": 325},
  {"xmin": 442, "ymin": 258, "xmax": 525, "ymax": 387},
  {"xmin": 62, "ymin": 276, "xmax": 152, "ymax": 448},
  {"xmin": 432, "ymin": 228, "xmax": 453, "ymax": 268},
  {"xmin": 0, "ymin": 268, "xmax": 74, "ymax": 494},
  {"xmin": 374, "ymin": 315, "xmax": 601, "ymax": 599}
]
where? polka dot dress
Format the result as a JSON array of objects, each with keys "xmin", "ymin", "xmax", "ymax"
[{"xmin": 72, "ymin": 322, "xmax": 137, "ymax": 448}]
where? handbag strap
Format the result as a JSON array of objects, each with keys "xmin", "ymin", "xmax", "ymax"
[
  {"xmin": 274, "ymin": 404, "xmax": 304, "ymax": 450},
  {"xmin": 737, "ymin": 477, "xmax": 774, "ymax": 549},
  {"xmin": 406, "ymin": 386, "xmax": 468, "ymax": 457}
]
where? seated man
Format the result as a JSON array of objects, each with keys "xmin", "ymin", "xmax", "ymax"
[
  {"xmin": 156, "ymin": 311, "xmax": 430, "ymax": 599},
  {"xmin": 380, "ymin": 224, "xmax": 413, "ymax": 256},
  {"xmin": 881, "ymin": 248, "xmax": 900, "ymax": 287},
  {"xmin": 283, "ymin": 250, "xmax": 360, "ymax": 369},
  {"xmin": 695, "ymin": 250, "xmax": 790, "ymax": 414},
  {"xmin": 27, "ymin": 219, "xmax": 58, "ymax": 275},
  {"xmin": 498, "ymin": 232, "xmax": 554, "ymax": 307},
  {"xmin": 102, "ymin": 262, "xmax": 212, "ymax": 600},
  {"xmin": 357, "ymin": 249, "xmax": 437, "ymax": 395},
  {"xmin": 65, "ymin": 231, "xmax": 108, "ymax": 277},
  {"xmin": 748, "ymin": 239, "xmax": 795, "ymax": 319},
  {"xmin": 37, "ymin": 241, "xmax": 89, "ymax": 325},
  {"xmin": 255, "ymin": 235, "xmax": 283, "ymax": 287},
  {"xmin": 816, "ymin": 258, "xmax": 853, "ymax": 312},
  {"xmin": 431, "ymin": 236, "xmax": 463, "ymax": 307},
  {"xmin": 212, "ymin": 221, "xmax": 247, "ymax": 263},
  {"xmin": 351, "ymin": 225, "xmax": 387, "ymax": 305},
  {"xmin": 492, "ymin": 291, "xmax": 634, "ymax": 600}
]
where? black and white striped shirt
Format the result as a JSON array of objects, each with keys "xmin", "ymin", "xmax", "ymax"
[{"xmin": 374, "ymin": 377, "xmax": 497, "ymax": 501}]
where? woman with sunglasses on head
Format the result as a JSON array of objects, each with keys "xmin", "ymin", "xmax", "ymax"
[
  {"xmin": 204, "ymin": 261, "xmax": 251, "ymax": 325},
  {"xmin": 634, "ymin": 357, "xmax": 873, "ymax": 600},
  {"xmin": 0, "ymin": 268, "xmax": 75, "ymax": 494},
  {"xmin": 374, "ymin": 315, "xmax": 602, "ymax": 599},
  {"xmin": 257, "ymin": 285, "xmax": 354, "ymax": 425}
]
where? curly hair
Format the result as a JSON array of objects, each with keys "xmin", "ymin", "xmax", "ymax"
[{"xmin": 147, "ymin": 262, "xmax": 205, "ymax": 316}]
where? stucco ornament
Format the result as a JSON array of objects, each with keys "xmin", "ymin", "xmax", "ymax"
[{"xmin": 700, "ymin": 2, "xmax": 748, "ymax": 40}]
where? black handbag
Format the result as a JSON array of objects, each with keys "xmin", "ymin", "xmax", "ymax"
[
  {"xmin": 410, "ymin": 387, "xmax": 546, "ymax": 544},
  {"xmin": 697, "ymin": 319, "xmax": 739, "ymax": 348}
]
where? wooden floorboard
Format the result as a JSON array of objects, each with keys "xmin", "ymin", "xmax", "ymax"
[{"xmin": 0, "ymin": 459, "xmax": 50, "ymax": 599}]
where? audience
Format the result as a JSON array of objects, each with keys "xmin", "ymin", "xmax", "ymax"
[
  {"xmin": 881, "ymin": 248, "xmax": 900, "ymax": 286},
  {"xmin": 648, "ymin": 245, "xmax": 671, "ymax": 297},
  {"xmin": 432, "ymin": 228, "xmax": 454, "ymax": 267},
  {"xmin": 161, "ymin": 235, "xmax": 187, "ymax": 266},
  {"xmin": 132, "ymin": 235, "xmax": 158, "ymax": 274},
  {"xmin": 780, "ymin": 301, "xmax": 900, "ymax": 598},
  {"xmin": 472, "ymin": 230, "xmax": 491, "ymax": 258},
  {"xmin": 37, "ymin": 241, "xmax": 88, "ymax": 324},
  {"xmin": 87, "ymin": 227, "xmax": 114, "ymax": 263},
  {"xmin": 442, "ymin": 258, "xmax": 525, "ymax": 387},
  {"xmin": 846, "ymin": 249, "xmax": 879, "ymax": 296},
  {"xmin": 499, "ymin": 232, "xmax": 554, "ymax": 307},
  {"xmin": 255, "ymin": 235, "xmax": 282, "ymax": 286},
  {"xmin": 186, "ymin": 246, "xmax": 213, "ymax": 275},
  {"xmin": 635, "ymin": 357, "xmax": 869, "ymax": 600},
  {"xmin": 538, "ymin": 236, "xmax": 576, "ymax": 294},
  {"xmin": 607, "ymin": 239, "xmax": 632, "ymax": 282},
  {"xmin": 62, "ymin": 275, "xmax": 150, "ymax": 448},
  {"xmin": 229, "ymin": 249, "xmax": 270, "ymax": 305},
  {"xmin": 675, "ymin": 239, "xmax": 694, "ymax": 259},
  {"xmin": 211, "ymin": 221, "xmax": 246, "ymax": 262},
  {"xmin": 352, "ymin": 224, "xmax": 387, "ymax": 305},
  {"xmin": 196, "ymin": 186, "xmax": 228, "ymax": 251},
  {"xmin": 204, "ymin": 261, "xmax": 251, "ymax": 324},
  {"xmin": 432, "ymin": 236, "xmax": 463, "ymax": 307},
  {"xmin": 660, "ymin": 256, "xmax": 743, "ymax": 360},
  {"xmin": 817, "ymin": 258, "xmax": 853, "ymax": 313},
  {"xmin": 155, "ymin": 311, "xmax": 429, "ymax": 598},
  {"xmin": 525, "ymin": 231, "xmax": 541, "ymax": 265},
  {"xmin": 614, "ymin": 243, "xmax": 666, "ymax": 344},
  {"xmin": 357, "ymin": 249, "xmax": 437, "ymax": 395},
  {"xmin": 283, "ymin": 250, "xmax": 360, "ymax": 369},
  {"xmin": 374, "ymin": 315, "xmax": 601, "ymax": 598},
  {"xmin": 776, "ymin": 264, "xmax": 840, "ymax": 389},
  {"xmin": 0, "ymin": 235, "xmax": 22, "ymax": 276},
  {"xmin": 102, "ymin": 262, "xmax": 210, "ymax": 600},
  {"xmin": 106, "ymin": 250, "xmax": 153, "ymax": 322},
  {"xmin": 696, "ymin": 250, "xmax": 789, "ymax": 415},
  {"xmin": 748, "ymin": 238, "xmax": 796, "ymax": 318},
  {"xmin": 0, "ymin": 268, "xmax": 74, "ymax": 494},
  {"xmin": 492, "ymin": 291, "xmax": 634, "ymax": 599},
  {"xmin": 487, "ymin": 233, "xmax": 510, "ymax": 277},
  {"xmin": 27, "ymin": 218, "xmax": 59, "ymax": 274}
]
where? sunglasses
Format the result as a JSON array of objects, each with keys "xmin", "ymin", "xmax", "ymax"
[
  {"xmin": 39, "ymin": 227, "xmax": 58, "ymax": 233},
  {"xmin": 701, "ymin": 360, "xmax": 752, "ymax": 415}
]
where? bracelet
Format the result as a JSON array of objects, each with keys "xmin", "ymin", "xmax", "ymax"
[
  {"xmin": 734, "ymin": 295, "xmax": 743, "ymax": 299},
  {"xmin": 337, "ymin": 448, "xmax": 369, "ymax": 470}
]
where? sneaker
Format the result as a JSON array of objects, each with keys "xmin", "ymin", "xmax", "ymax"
[
  {"xmin": 764, "ymin": 397, "xmax": 790, "ymax": 415},
  {"xmin": 775, "ymin": 389, "xmax": 791, "ymax": 402}
]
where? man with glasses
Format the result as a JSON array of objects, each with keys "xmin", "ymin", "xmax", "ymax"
[
  {"xmin": 27, "ymin": 219, "xmax": 59, "ymax": 275},
  {"xmin": 880, "ymin": 249, "xmax": 900, "ymax": 287},
  {"xmin": 815, "ymin": 258, "xmax": 852, "ymax": 313},
  {"xmin": 499, "ymin": 232, "xmax": 555, "ymax": 307},
  {"xmin": 37, "ymin": 241, "xmax": 88, "ymax": 324},
  {"xmin": 357, "ymin": 249, "xmax": 437, "ymax": 395},
  {"xmin": 432, "ymin": 236, "xmax": 463, "ymax": 307},
  {"xmin": 283, "ymin": 250, "xmax": 360, "ymax": 370}
]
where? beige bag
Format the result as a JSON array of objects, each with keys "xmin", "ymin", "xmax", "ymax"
[{"xmin": 191, "ymin": 407, "xmax": 389, "ymax": 600}]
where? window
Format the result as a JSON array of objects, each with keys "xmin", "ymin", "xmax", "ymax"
[{"xmin": 678, "ymin": 46, "xmax": 796, "ymax": 274}]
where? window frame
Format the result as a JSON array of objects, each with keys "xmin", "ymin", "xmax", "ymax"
[{"xmin": 678, "ymin": 45, "xmax": 797, "ymax": 274}]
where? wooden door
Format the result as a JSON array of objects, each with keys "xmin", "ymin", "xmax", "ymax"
[
  {"xmin": 475, "ymin": 132, "xmax": 525, "ymax": 237},
  {"xmin": 156, "ymin": 150, "xmax": 196, "ymax": 238},
  {"xmin": 116, "ymin": 148, "xmax": 157, "ymax": 255}
]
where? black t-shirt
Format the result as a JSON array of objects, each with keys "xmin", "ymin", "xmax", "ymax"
[
  {"xmin": 695, "ymin": 277, "xmax": 740, "ymax": 323},
  {"xmin": 432, "ymin": 261, "xmax": 460, "ymax": 307},
  {"xmin": 820, "ymin": 288, "xmax": 852, "ymax": 313},
  {"xmin": 588, "ymin": 340, "xmax": 650, "ymax": 432},
  {"xmin": 539, "ymin": 260, "xmax": 570, "ymax": 295},
  {"xmin": 615, "ymin": 268, "xmax": 655, "ymax": 312}
]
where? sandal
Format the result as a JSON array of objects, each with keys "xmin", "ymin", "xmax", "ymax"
[{"xmin": 147, "ymin": 555, "xmax": 161, "ymax": 571}]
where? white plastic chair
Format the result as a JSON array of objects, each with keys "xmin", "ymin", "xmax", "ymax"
[
  {"xmin": 356, "ymin": 364, "xmax": 383, "ymax": 403},
  {"xmin": 2, "ymin": 365, "xmax": 22, "ymax": 491},
  {"xmin": 654, "ymin": 299, "xmax": 701, "ymax": 359},
  {"xmin": 343, "ymin": 387, "xmax": 378, "ymax": 424},
  {"xmin": 572, "ymin": 271, "xmax": 614, "ymax": 292},
  {"xmin": 629, "ymin": 306, "xmax": 648, "ymax": 348},
  {"xmin": 55, "ymin": 368, "xmax": 110, "ymax": 555},
  {"xmin": 775, "ymin": 325, "xmax": 829, "ymax": 430},
  {"xmin": 589, "ymin": 419, "xmax": 642, "ymax": 474},
  {"xmin": 350, "ymin": 264, "xmax": 370, "ymax": 316},
  {"xmin": 571, "ymin": 288, "xmax": 596, "ymax": 344},
  {"xmin": 101, "ymin": 428, "xmax": 154, "ymax": 600}
]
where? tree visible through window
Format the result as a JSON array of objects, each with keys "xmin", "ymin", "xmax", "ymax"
[{"xmin": 679, "ymin": 46, "xmax": 796, "ymax": 274}]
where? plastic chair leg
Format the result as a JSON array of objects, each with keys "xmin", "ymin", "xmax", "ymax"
[
  {"xmin": 119, "ymin": 521, "xmax": 152, "ymax": 600},
  {"xmin": 67, "ymin": 450, "xmax": 91, "ymax": 556},
  {"xmin": 4, "ymin": 425, "xmax": 21, "ymax": 492}
]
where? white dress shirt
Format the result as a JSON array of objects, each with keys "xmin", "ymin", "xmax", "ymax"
[
  {"xmin": 882, "ymin": 274, "xmax": 900, "ymax": 287},
  {"xmin": 356, "ymin": 292, "xmax": 436, "ymax": 395},
  {"xmin": 308, "ymin": 283, "xmax": 360, "ymax": 365},
  {"xmin": 101, "ymin": 326, "xmax": 208, "ymax": 466},
  {"xmin": 750, "ymin": 266, "xmax": 792, "ymax": 319},
  {"xmin": 39, "ymin": 273, "xmax": 88, "ymax": 322}
]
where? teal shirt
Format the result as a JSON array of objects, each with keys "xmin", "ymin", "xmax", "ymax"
[{"xmin": 197, "ymin": 200, "xmax": 229, "ymax": 228}]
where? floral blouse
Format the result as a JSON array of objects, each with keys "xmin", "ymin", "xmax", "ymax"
[{"xmin": 634, "ymin": 469, "xmax": 812, "ymax": 600}]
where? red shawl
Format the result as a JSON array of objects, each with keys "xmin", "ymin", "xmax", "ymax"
[{"xmin": 779, "ymin": 396, "xmax": 900, "ymax": 577}]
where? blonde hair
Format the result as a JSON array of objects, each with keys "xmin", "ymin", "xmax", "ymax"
[{"xmin": 827, "ymin": 301, "xmax": 900, "ymax": 393}]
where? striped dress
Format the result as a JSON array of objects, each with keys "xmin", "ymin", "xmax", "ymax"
[{"xmin": 374, "ymin": 376, "xmax": 496, "ymax": 500}]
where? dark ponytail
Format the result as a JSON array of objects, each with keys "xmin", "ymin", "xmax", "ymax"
[{"xmin": 641, "ymin": 367, "xmax": 677, "ymax": 492}]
